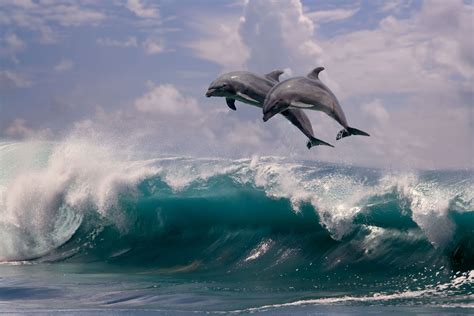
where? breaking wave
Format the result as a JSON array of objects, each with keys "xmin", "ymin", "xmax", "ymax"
[{"xmin": 0, "ymin": 139, "xmax": 472, "ymax": 293}]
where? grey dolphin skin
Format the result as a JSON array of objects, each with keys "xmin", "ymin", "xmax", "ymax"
[
  {"xmin": 262, "ymin": 67, "xmax": 369, "ymax": 140},
  {"xmin": 206, "ymin": 70, "xmax": 333, "ymax": 148}
]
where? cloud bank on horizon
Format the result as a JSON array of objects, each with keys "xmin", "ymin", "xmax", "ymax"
[{"xmin": 0, "ymin": 0, "xmax": 472, "ymax": 169}]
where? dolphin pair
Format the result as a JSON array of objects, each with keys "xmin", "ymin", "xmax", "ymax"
[
  {"xmin": 206, "ymin": 70, "xmax": 333, "ymax": 148},
  {"xmin": 263, "ymin": 67, "xmax": 369, "ymax": 141}
]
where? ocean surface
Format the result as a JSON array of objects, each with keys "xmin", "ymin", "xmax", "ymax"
[{"xmin": 0, "ymin": 140, "xmax": 472, "ymax": 314}]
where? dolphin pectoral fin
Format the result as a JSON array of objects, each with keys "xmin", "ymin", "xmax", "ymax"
[
  {"xmin": 280, "ymin": 109, "xmax": 313, "ymax": 136},
  {"xmin": 280, "ymin": 109, "xmax": 333, "ymax": 149},
  {"xmin": 307, "ymin": 137, "xmax": 334, "ymax": 149},
  {"xmin": 226, "ymin": 98, "xmax": 236, "ymax": 111},
  {"xmin": 336, "ymin": 127, "xmax": 370, "ymax": 140}
]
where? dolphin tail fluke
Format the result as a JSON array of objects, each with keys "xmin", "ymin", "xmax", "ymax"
[
  {"xmin": 306, "ymin": 137, "xmax": 334, "ymax": 149},
  {"xmin": 336, "ymin": 127, "xmax": 370, "ymax": 140}
]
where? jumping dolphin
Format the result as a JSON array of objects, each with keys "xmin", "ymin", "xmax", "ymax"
[
  {"xmin": 205, "ymin": 70, "xmax": 333, "ymax": 148},
  {"xmin": 262, "ymin": 67, "xmax": 369, "ymax": 140}
]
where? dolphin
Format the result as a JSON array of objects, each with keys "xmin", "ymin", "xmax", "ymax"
[
  {"xmin": 205, "ymin": 70, "xmax": 333, "ymax": 148},
  {"xmin": 262, "ymin": 67, "xmax": 369, "ymax": 140}
]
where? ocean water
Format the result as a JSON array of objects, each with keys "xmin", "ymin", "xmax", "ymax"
[{"xmin": 0, "ymin": 139, "xmax": 472, "ymax": 314}]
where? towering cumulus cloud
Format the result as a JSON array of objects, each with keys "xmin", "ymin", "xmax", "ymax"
[{"xmin": 239, "ymin": 0, "xmax": 323, "ymax": 75}]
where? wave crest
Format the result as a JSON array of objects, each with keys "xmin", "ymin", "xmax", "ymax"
[{"xmin": 0, "ymin": 140, "xmax": 472, "ymax": 275}]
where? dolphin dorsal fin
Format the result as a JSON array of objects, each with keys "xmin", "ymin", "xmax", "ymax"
[
  {"xmin": 307, "ymin": 67, "xmax": 325, "ymax": 80},
  {"xmin": 264, "ymin": 70, "xmax": 284, "ymax": 82}
]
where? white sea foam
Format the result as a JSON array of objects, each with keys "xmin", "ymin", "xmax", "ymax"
[
  {"xmin": 244, "ymin": 239, "xmax": 273, "ymax": 262},
  {"xmin": 232, "ymin": 159, "xmax": 378, "ymax": 240},
  {"xmin": 235, "ymin": 270, "xmax": 474, "ymax": 313},
  {"xmin": 382, "ymin": 173, "xmax": 472, "ymax": 247},
  {"xmin": 235, "ymin": 160, "xmax": 473, "ymax": 244},
  {"xmin": 0, "ymin": 139, "xmax": 160, "ymax": 261},
  {"xmin": 0, "ymin": 139, "xmax": 472, "ymax": 261}
]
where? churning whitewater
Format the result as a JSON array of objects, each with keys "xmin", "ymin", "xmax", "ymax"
[{"xmin": 0, "ymin": 139, "xmax": 473, "ymax": 311}]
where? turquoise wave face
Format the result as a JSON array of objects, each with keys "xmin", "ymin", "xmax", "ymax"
[{"xmin": 0, "ymin": 140, "xmax": 473, "ymax": 299}]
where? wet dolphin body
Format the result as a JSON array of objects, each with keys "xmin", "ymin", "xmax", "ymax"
[
  {"xmin": 206, "ymin": 70, "xmax": 333, "ymax": 148},
  {"xmin": 262, "ymin": 67, "xmax": 369, "ymax": 140}
]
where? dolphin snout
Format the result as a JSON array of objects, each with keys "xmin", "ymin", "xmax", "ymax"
[
  {"xmin": 262, "ymin": 99, "xmax": 277, "ymax": 122},
  {"xmin": 263, "ymin": 98, "xmax": 285, "ymax": 122},
  {"xmin": 262, "ymin": 111, "xmax": 274, "ymax": 122},
  {"xmin": 205, "ymin": 88, "xmax": 216, "ymax": 97}
]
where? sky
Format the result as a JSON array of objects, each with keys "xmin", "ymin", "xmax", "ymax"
[{"xmin": 0, "ymin": 0, "xmax": 473, "ymax": 169}]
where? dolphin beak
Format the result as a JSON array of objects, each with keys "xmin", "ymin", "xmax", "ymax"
[
  {"xmin": 262, "ymin": 111, "xmax": 275, "ymax": 122},
  {"xmin": 205, "ymin": 88, "xmax": 216, "ymax": 97},
  {"xmin": 263, "ymin": 100, "xmax": 278, "ymax": 122}
]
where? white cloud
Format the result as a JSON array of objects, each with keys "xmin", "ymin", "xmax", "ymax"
[
  {"xmin": 186, "ymin": 15, "xmax": 249, "ymax": 70},
  {"xmin": 361, "ymin": 99, "xmax": 389, "ymax": 124},
  {"xmin": 0, "ymin": 70, "xmax": 32, "ymax": 89},
  {"xmin": 134, "ymin": 84, "xmax": 200, "ymax": 116},
  {"xmin": 96, "ymin": 37, "xmax": 138, "ymax": 48},
  {"xmin": 3, "ymin": 118, "xmax": 52, "ymax": 139},
  {"xmin": 0, "ymin": 33, "xmax": 26, "ymax": 62},
  {"xmin": 96, "ymin": 36, "xmax": 164, "ymax": 55},
  {"xmin": 321, "ymin": 0, "xmax": 473, "ymax": 98},
  {"xmin": 379, "ymin": 0, "xmax": 411, "ymax": 13},
  {"xmin": 225, "ymin": 120, "xmax": 268, "ymax": 147},
  {"xmin": 42, "ymin": 4, "xmax": 105, "ymax": 27},
  {"xmin": 3, "ymin": 33, "xmax": 25, "ymax": 52},
  {"xmin": 125, "ymin": 0, "xmax": 158, "ymax": 18},
  {"xmin": 0, "ymin": 1, "xmax": 106, "ymax": 43},
  {"xmin": 350, "ymin": 98, "xmax": 473, "ymax": 169},
  {"xmin": 4, "ymin": 118, "xmax": 34, "ymax": 138},
  {"xmin": 307, "ymin": 8, "xmax": 359, "ymax": 23},
  {"xmin": 0, "ymin": 0, "xmax": 37, "ymax": 9},
  {"xmin": 143, "ymin": 38, "xmax": 164, "ymax": 55},
  {"xmin": 239, "ymin": 0, "xmax": 323, "ymax": 75},
  {"xmin": 188, "ymin": 0, "xmax": 324, "ymax": 74},
  {"xmin": 54, "ymin": 59, "xmax": 74, "ymax": 72}
]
